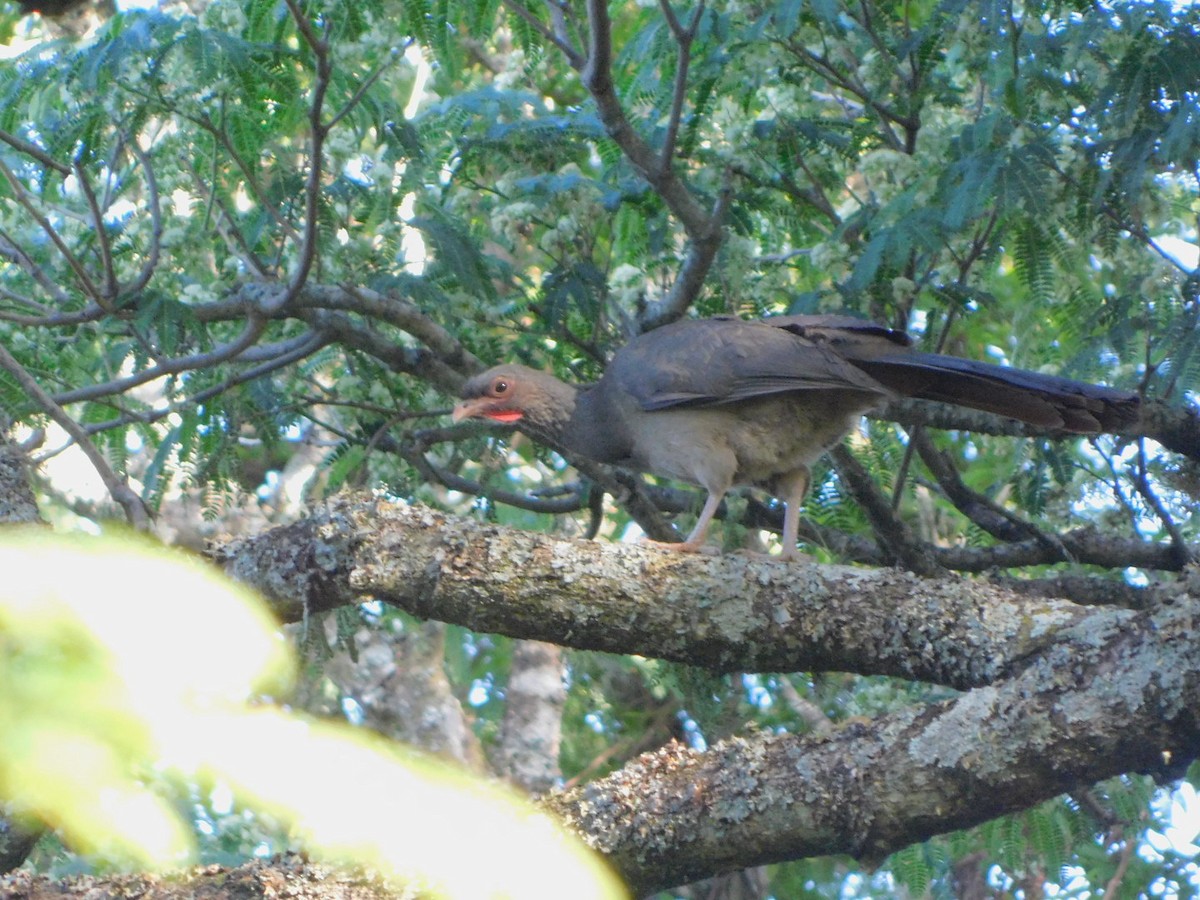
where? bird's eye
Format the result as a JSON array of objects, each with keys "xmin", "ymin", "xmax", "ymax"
[{"xmin": 493, "ymin": 379, "xmax": 509, "ymax": 395}]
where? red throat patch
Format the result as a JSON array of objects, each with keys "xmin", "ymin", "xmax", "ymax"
[{"xmin": 485, "ymin": 410, "xmax": 524, "ymax": 423}]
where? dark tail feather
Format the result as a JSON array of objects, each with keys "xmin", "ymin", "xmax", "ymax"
[{"xmin": 853, "ymin": 352, "xmax": 1141, "ymax": 434}]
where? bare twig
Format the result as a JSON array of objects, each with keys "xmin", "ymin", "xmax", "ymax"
[
  {"xmin": 0, "ymin": 227, "xmax": 70, "ymax": 304},
  {"xmin": 0, "ymin": 302, "xmax": 107, "ymax": 328},
  {"xmin": 780, "ymin": 41, "xmax": 912, "ymax": 150},
  {"xmin": 847, "ymin": 0, "xmax": 918, "ymax": 99},
  {"xmin": 911, "ymin": 429, "xmax": 1073, "ymax": 559},
  {"xmin": 658, "ymin": 1, "xmax": 705, "ymax": 171},
  {"xmin": 187, "ymin": 109, "xmax": 300, "ymax": 243},
  {"xmin": 282, "ymin": 0, "xmax": 333, "ymax": 302},
  {"xmin": 830, "ymin": 443, "xmax": 941, "ymax": 575},
  {"xmin": 293, "ymin": 394, "xmax": 446, "ymax": 419},
  {"xmin": 327, "ymin": 42, "xmax": 407, "ymax": 131},
  {"xmin": 1101, "ymin": 835, "xmax": 1134, "ymax": 900},
  {"xmin": 502, "ymin": 0, "xmax": 583, "ymax": 66},
  {"xmin": 545, "ymin": 0, "xmax": 585, "ymax": 61},
  {"xmin": 0, "ymin": 340, "xmax": 149, "ymax": 529},
  {"xmin": 182, "ymin": 153, "xmax": 272, "ymax": 278},
  {"xmin": 561, "ymin": 702, "xmax": 678, "ymax": 791},
  {"xmin": 0, "ymin": 287, "xmax": 51, "ymax": 318},
  {"xmin": 883, "ymin": 301, "xmax": 959, "ymax": 513},
  {"xmin": 394, "ymin": 426, "xmax": 590, "ymax": 516},
  {"xmin": 1134, "ymin": 440, "xmax": 1193, "ymax": 567},
  {"xmin": 72, "ymin": 161, "xmax": 119, "ymax": 307},
  {"xmin": 775, "ymin": 676, "xmax": 832, "ymax": 735},
  {"xmin": 405, "ymin": 410, "xmax": 679, "ymax": 542},
  {"xmin": 0, "ymin": 158, "xmax": 103, "ymax": 303},
  {"xmin": 52, "ymin": 314, "xmax": 266, "ymax": 405},
  {"xmin": 124, "ymin": 143, "xmax": 164, "ymax": 296},
  {"xmin": 63, "ymin": 331, "xmax": 334, "ymax": 442},
  {"xmin": 0, "ymin": 127, "xmax": 71, "ymax": 176},
  {"xmin": 771, "ymin": 158, "xmax": 841, "ymax": 226}
]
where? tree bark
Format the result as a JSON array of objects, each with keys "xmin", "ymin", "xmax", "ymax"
[
  {"xmin": 0, "ymin": 428, "xmax": 48, "ymax": 872},
  {"xmin": 216, "ymin": 495, "xmax": 1132, "ymax": 691},
  {"xmin": 0, "ymin": 857, "xmax": 401, "ymax": 899},
  {"xmin": 493, "ymin": 640, "xmax": 566, "ymax": 793},
  {"xmin": 214, "ymin": 495, "xmax": 1200, "ymax": 892},
  {"xmin": 543, "ymin": 592, "xmax": 1199, "ymax": 892},
  {"xmin": 324, "ymin": 619, "xmax": 485, "ymax": 769}
]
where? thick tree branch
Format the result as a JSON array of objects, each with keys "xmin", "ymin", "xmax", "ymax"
[
  {"xmin": 184, "ymin": 283, "xmax": 480, "ymax": 387},
  {"xmin": 545, "ymin": 589, "xmax": 1199, "ymax": 892},
  {"xmin": 326, "ymin": 284, "xmax": 482, "ymax": 374},
  {"xmin": 934, "ymin": 528, "xmax": 1188, "ymax": 573},
  {"xmin": 989, "ymin": 573, "xmax": 1147, "ymax": 610},
  {"xmin": 887, "ymin": 396, "xmax": 1200, "ymax": 463},
  {"xmin": 215, "ymin": 496, "xmax": 1200, "ymax": 893},
  {"xmin": 642, "ymin": 174, "xmax": 732, "ymax": 329},
  {"xmin": 0, "ymin": 431, "xmax": 47, "ymax": 871},
  {"xmin": 1, "ymin": 859, "xmax": 397, "ymax": 899},
  {"xmin": 302, "ymin": 309, "xmax": 464, "ymax": 394},
  {"xmin": 0, "ymin": 424, "xmax": 42, "ymax": 527},
  {"xmin": 494, "ymin": 640, "xmax": 566, "ymax": 793},
  {"xmin": 216, "ymin": 496, "xmax": 1135, "ymax": 693}
]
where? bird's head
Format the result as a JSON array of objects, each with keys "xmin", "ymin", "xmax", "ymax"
[{"xmin": 452, "ymin": 364, "xmax": 578, "ymax": 430}]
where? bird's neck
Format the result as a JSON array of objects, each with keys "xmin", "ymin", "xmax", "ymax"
[
  {"xmin": 521, "ymin": 377, "xmax": 630, "ymax": 465},
  {"xmin": 558, "ymin": 385, "xmax": 630, "ymax": 465},
  {"xmin": 522, "ymin": 377, "xmax": 582, "ymax": 446}
]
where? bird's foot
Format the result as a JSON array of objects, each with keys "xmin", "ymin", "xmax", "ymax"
[
  {"xmin": 643, "ymin": 538, "xmax": 721, "ymax": 556},
  {"xmin": 775, "ymin": 549, "xmax": 816, "ymax": 564}
]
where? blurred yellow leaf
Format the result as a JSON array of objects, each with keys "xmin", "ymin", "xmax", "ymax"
[{"xmin": 0, "ymin": 529, "xmax": 626, "ymax": 898}]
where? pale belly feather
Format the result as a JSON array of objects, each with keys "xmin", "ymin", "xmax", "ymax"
[{"xmin": 630, "ymin": 390, "xmax": 880, "ymax": 493}]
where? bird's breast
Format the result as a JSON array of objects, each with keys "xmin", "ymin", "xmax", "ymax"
[{"xmin": 630, "ymin": 390, "xmax": 880, "ymax": 491}]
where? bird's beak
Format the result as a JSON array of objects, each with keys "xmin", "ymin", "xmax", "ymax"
[
  {"xmin": 451, "ymin": 399, "xmax": 484, "ymax": 423},
  {"xmin": 451, "ymin": 397, "xmax": 524, "ymax": 424}
]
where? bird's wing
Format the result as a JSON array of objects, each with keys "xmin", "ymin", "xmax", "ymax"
[{"xmin": 603, "ymin": 318, "xmax": 889, "ymax": 412}]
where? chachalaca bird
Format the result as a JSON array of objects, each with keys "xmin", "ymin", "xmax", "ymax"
[{"xmin": 453, "ymin": 315, "xmax": 1140, "ymax": 560}]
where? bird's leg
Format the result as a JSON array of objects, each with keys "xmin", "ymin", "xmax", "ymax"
[
  {"xmin": 645, "ymin": 490, "xmax": 725, "ymax": 555},
  {"xmin": 776, "ymin": 467, "xmax": 811, "ymax": 562},
  {"xmin": 682, "ymin": 490, "xmax": 725, "ymax": 550}
]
